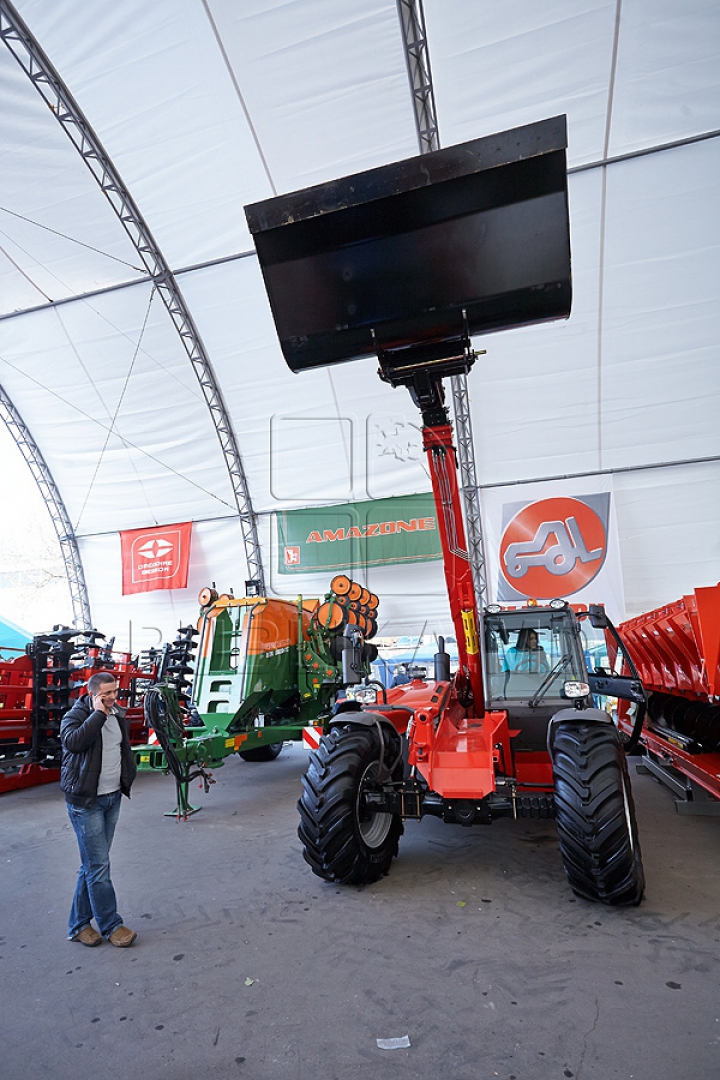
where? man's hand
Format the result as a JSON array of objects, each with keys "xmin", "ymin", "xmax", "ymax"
[{"xmin": 93, "ymin": 691, "xmax": 113, "ymax": 715}]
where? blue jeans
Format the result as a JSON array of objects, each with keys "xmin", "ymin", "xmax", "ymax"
[{"xmin": 67, "ymin": 791, "xmax": 124, "ymax": 939}]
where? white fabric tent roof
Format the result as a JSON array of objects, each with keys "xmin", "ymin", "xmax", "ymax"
[{"xmin": 0, "ymin": 0, "xmax": 718, "ymax": 647}]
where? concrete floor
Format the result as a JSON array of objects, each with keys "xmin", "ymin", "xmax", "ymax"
[{"xmin": 1, "ymin": 742, "xmax": 719, "ymax": 1080}]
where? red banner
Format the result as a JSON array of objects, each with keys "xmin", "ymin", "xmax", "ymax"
[{"xmin": 120, "ymin": 522, "xmax": 192, "ymax": 595}]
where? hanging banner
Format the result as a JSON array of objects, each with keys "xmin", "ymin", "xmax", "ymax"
[
  {"xmin": 120, "ymin": 522, "xmax": 192, "ymax": 595},
  {"xmin": 276, "ymin": 493, "xmax": 442, "ymax": 574},
  {"xmin": 480, "ymin": 478, "xmax": 625, "ymax": 622}
]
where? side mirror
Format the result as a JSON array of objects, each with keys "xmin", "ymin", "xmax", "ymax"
[{"xmin": 588, "ymin": 604, "xmax": 609, "ymax": 629}]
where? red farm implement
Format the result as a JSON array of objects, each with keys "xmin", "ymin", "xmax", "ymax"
[
  {"xmin": 617, "ymin": 584, "xmax": 720, "ymax": 813},
  {"xmin": 0, "ymin": 628, "xmax": 159, "ymax": 794}
]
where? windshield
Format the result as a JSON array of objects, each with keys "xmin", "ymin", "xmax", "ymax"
[
  {"xmin": 484, "ymin": 609, "xmax": 587, "ymax": 703},
  {"xmin": 193, "ymin": 603, "xmax": 255, "ymax": 713}
]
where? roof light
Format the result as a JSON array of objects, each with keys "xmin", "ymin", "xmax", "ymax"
[
  {"xmin": 486, "ymin": 604, "xmax": 502, "ymax": 614},
  {"xmin": 526, "ymin": 598, "xmax": 538, "ymax": 607},
  {"xmin": 549, "ymin": 598, "xmax": 567, "ymax": 610}
]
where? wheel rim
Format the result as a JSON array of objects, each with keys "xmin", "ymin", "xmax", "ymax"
[
  {"xmin": 355, "ymin": 760, "xmax": 392, "ymax": 848},
  {"xmin": 621, "ymin": 770, "xmax": 636, "ymax": 854}
]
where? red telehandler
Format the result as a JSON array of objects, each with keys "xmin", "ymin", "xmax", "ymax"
[{"xmin": 246, "ymin": 115, "xmax": 646, "ymax": 905}]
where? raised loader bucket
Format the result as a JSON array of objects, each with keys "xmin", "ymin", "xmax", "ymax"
[{"xmin": 245, "ymin": 116, "xmax": 571, "ymax": 373}]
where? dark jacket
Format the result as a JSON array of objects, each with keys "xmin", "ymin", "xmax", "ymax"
[{"xmin": 60, "ymin": 695, "xmax": 137, "ymax": 808}]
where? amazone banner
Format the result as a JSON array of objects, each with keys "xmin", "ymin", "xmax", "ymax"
[{"xmin": 276, "ymin": 494, "xmax": 442, "ymax": 574}]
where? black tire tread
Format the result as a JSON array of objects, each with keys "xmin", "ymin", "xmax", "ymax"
[
  {"xmin": 552, "ymin": 719, "xmax": 645, "ymax": 906},
  {"xmin": 297, "ymin": 726, "xmax": 402, "ymax": 885}
]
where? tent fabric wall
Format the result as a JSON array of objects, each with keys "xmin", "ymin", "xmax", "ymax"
[{"xmin": 0, "ymin": 0, "xmax": 718, "ymax": 645}]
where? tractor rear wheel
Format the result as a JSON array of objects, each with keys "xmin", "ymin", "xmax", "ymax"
[
  {"xmin": 297, "ymin": 725, "xmax": 403, "ymax": 884},
  {"xmin": 238, "ymin": 741, "xmax": 284, "ymax": 762},
  {"xmin": 551, "ymin": 716, "xmax": 644, "ymax": 906}
]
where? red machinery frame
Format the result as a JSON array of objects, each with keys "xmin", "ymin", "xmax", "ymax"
[
  {"xmin": 617, "ymin": 583, "xmax": 720, "ymax": 811},
  {"xmin": 0, "ymin": 633, "xmax": 157, "ymax": 795},
  {"xmin": 364, "ymin": 345, "xmax": 559, "ymax": 805}
]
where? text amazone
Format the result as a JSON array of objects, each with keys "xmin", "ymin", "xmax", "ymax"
[{"xmin": 306, "ymin": 518, "xmax": 436, "ymax": 544}]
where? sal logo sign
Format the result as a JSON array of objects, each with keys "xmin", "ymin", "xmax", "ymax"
[
  {"xmin": 498, "ymin": 495, "xmax": 609, "ymax": 600},
  {"xmin": 120, "ymin": 522, "xmax": 192, "ymax": 595}
]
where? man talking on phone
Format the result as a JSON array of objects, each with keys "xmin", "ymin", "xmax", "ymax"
[{"xmin": 60, "ymin": 671, "xmax": 138, "ymax": 947}]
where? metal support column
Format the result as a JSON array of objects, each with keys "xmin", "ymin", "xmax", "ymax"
[{"xmin": 396, "ymin": 0, "xmax": 487, "ymax": 605}]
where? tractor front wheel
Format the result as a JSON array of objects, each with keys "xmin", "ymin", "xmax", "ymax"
[
  {"xmin": 551, "ymin": 716, "xmax": 644, "ymax": 906},
  {"xmin": 297, "ymin": 725, "xmax": 403, "ymax": 884}
]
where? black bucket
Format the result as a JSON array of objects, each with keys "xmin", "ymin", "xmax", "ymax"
[{"xmin": 245, "ymin": 116, "xmax": 571, "ymax": 373}]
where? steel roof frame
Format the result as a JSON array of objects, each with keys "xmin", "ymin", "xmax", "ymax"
[{"xmin": 0, "ymin": 0, "xmax": 265, "ymax": 609}]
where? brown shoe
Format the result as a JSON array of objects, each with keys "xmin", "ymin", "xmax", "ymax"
[
  {"xmin": 72, "ymin": 925, "xmax": 102, "ymax": 947},
  {"xmin": 109, "ymin": 925, "xmax": 137, "ymax": 948}
]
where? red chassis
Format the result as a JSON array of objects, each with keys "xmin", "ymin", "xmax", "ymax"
[{"xmin": 616, "ymin": 583, "xmax": 720, "ymax": 809}]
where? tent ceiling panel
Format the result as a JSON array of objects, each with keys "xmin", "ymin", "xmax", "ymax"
[
  {"xmin": 0, "ymin": 44, "xmax": 145, "ymax": 315},
  {"xmin": 0, "ymin": 284, "xmax": 238, "ymax": 536},
  {"xmin": 424, "ymin": 0, "xmax": 720, "ymax": 165},
  {"xmin": 601, "ymin": 139, "xmax": 720, "ymax": 468},
  {"xmin": 15, "ymin": 0, "xmax": 419, "ymax": 271},
  {"xmin": 610, "ymin": 0, "xmax": 720, "ymax": 156},
  {"xmin": 423, "ymin": 0, "xmax": 617, "ymax": 167},
  {"xmin": 614, "ymin": 460, "xmax": 720, "ymax": 616},
  {"xmin": 207, "ymin": 0, "xmax": 420, "ymax": 193},
  {"xmin": 465, "ymin": 166, "xmax": 603, "ymax": 486},
  {"xmin": 14, "ymin": 0, "xmax": 276, "ymax": 269},
  {"xmin": 178, "ymin": 256, "xmax": 436, "ymax": 514}
]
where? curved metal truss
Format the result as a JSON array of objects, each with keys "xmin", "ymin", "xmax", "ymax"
[
  {"xmin": 0, "ymin": 0, "xmax": 265, "ymax": 593},
  {"xmin": 0, "ymin": 383, "xmax": 92, "ymax": 629},
  {"xmin": 396, "ymin": 0, "xmax": 488, "ymax": 605}
]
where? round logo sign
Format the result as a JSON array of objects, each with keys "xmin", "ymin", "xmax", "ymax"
[{"xmin": 499, "ymin": 497, "xmax": 607, "ymax": 598}]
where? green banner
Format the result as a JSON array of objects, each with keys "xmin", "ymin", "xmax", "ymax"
[{"xmin": 276, "ymin": 493, "xmax": 442, "ymax": 574}]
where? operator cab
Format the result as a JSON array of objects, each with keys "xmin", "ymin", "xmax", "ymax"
[{"xmin": 484, "ymin": 605, "xmax": 587, "ymax": 708}]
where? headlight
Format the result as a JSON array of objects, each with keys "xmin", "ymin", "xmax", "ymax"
[
  {"xmin": 349, "ymin": 686, "xmax": 377, "ymax": 704},
  {"xmin": 563, "ymin": 681, "xmax": 590, "ymax": 698}
]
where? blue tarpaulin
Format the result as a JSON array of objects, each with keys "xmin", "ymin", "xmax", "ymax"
[{"xmin": 0, "ymin": 615, "xmax": 32, "ymax": 658}]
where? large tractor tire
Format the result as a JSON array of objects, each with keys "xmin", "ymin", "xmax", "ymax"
[
  {"xmin": 238, "ymin": 741, "xmax": 284, "ymax": 762},
  {"xmin": 550, "ymin": 714, "xmax": 645, "ymax": 906},
  {"xmin": 297, "ymin": 725, "xmax": 403, "ymax": 885}
]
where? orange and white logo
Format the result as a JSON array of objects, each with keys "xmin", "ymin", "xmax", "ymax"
[{"xmin": 499, "ymin": 496, "xmax": 607, "ymax": 598}]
